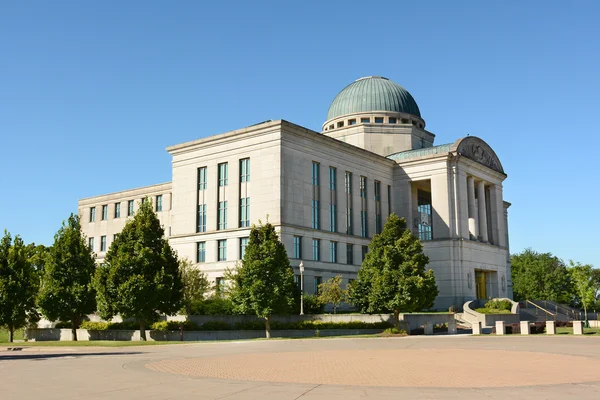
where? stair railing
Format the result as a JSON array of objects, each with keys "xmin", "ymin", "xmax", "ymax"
[{"xmin": 525, "ymin": 300, "xmax": 557, "ymax": 321}]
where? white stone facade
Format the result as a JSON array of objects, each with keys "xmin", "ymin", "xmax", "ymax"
[{"xmin": 78, "ymin": 78, "xmax": 512, "ymax": 310}]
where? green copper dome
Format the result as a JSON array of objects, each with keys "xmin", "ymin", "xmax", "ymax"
[{"xmin": 326, "ymin": 76, "xmax": 421, "ymax": 121}]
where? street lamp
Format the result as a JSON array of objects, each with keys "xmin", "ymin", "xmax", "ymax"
[{"xmin": 299, "ymin": 261, "xmax": 304, "ymax": 316}]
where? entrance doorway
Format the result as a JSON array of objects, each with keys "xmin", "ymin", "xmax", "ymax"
[{"xmin": 475, "ymin": 271, "xmax": 487, "ymax": 299}]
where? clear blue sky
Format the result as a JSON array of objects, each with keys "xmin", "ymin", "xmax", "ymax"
[{"xmin": 1, "ymin": 1, "xmax": 598, "ymax": 267}]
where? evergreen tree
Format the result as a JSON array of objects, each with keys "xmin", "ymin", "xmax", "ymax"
[
  {"xmin": 348, "ymin": 214, "xmax": 438, "ymax": 329},
  {"xmin": 0, "ymin": 231, "xmax": 38, "ymax": 342},
  {"xmin": 226, "ymin": 221, "xmax": 295, "ymax": 338},
  {"xmin": 38, "ymin": 214, "xmax": 97, "ymax": 341},
  {"xmin": 94, "ymin": 198, "xmax": 183, "ymax": 340}
]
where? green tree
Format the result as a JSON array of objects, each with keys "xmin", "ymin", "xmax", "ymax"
[
  {"xmin": 510, "ymin": 249, "xmax": 572, "ymax": 303},
  {"xmin": 0, "ymin": 231, "xmax": 38, "ymax": 342},
  {"xmin": 569, "ymin": 261, "xmax": 596, "ymax": 327},
  {"xmin": 38, "ymin": 214, "xmax": 97, "ymax": 341},
  {"xmin": 94, "ymin": 198, "xmax": 183, "ymax": 340},
  {"xmin": 180, "ymin": 258, "xmax": 210, "ymax": 315},
  {"xmin": 348, "ymin": 214, "xmax": 438, "ymax": 329},
  {"xmin": 591, "ymin": 268, "xmax": 600, "ymax": 311},
  {"xmin": 317, "ymin": 275, "xmax": 346, "ymax": 314},
  {"xmin": 226, "ymin": 221, "xmax": 295, "ymax": 338}
]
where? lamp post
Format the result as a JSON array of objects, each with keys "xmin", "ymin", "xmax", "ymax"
[{"xmin": 299, "ymin": 261, "xmax": 304, "ymax": 316}]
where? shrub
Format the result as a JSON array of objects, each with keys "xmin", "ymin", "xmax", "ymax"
[
  {"xmin": 474, "ymin": 308, "xmax": 512, "ymax": 314},
  {"xmin": 151, "ymin": 320, "xmax": 200, "ymax": 331},
  {"xmin": 106, "ymin": 321, "xmax": 139, "ymax": 330},
  {"xmin": 189, "ymin": 297, "xmax": 235, "ymax": 315},
  {"xmin": 302, "ymin": 294, "xmax": 325, "ymax": 314},
  {"xmin": 200, "ymin": 321, "xmax": 232, "ymax": 331},
  {"xmin": 484, "ymin": 299, "xmax": 513, "ymax": 312},
  {"xmin": 80, "ymin": 321, "xmax": 109, "ymax": 330},
  {"xmin": 382, "ymin": 327, "xmax": 407, "ymax": 335},
  {"xmin": 54, "ymin": 321, "xmax": 71, "ymax": 329}
]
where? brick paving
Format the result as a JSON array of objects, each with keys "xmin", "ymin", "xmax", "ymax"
[{"xmin": 145, "ymin": 347, "xmax": 600, "ymax": 388}]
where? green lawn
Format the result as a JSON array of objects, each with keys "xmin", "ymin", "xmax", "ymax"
[
  {"xmin": 0, "ymin": 329, "xmax": 24, "ymax": 342},
  {"xmin": 556, "ymin": 327, "xmax": 600, "ymax": 335},
  {"xmin": 0, "ymin": 340, "xmax": 194, "ymax": 347}
]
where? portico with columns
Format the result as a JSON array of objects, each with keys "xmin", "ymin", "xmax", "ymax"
[{"xmin": 388, "ymin": 136, "xmax": 511, "ymax": 308}]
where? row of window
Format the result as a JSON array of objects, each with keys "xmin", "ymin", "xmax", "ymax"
[
  {"xmin": 325, "ymin": 116, "xmax": 424, "ymax": 131},
  {"xmin": 89, "ymin": 195, "xmax": 163, "ymax": 223},
  {"xmin": 197, "ymin": 158, "xmax": 250, "ymax": 191},
  {"xmin": 88, "ymin": 234, "xmax": 119, "ymax": 252},
  {"xmin": 312, "ymin": 162, "xmax": 390, "ymax": 238},
  {"xmin": 196, "ymin": 237, "xmax": 249, "ymax": 263},
  {"xmin": 197, "ymin": 159, "xmax": 250, "ymax": 233},
  {"xmin": 292, "ymin": 236, "xmax": 368, "ymax": 265},
  {"xmin": 294, "ymin": 276, "xmax": 354, "ymax": 295}
]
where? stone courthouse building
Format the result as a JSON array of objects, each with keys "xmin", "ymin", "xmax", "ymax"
[{"xmin": 78, "ymin": 76, "xmax": 512, "ymax": 309}]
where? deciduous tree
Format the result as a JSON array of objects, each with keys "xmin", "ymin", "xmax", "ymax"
[
  {"xmin": 180, "ymin": 258, "xmax": 210, "ymax": 316},
  {"xmin": 569, "ymin": 261, "xmax": 596, "ymax": 327},
  {"xmin": 0, "ymin": 231, "xmax": 38, "ymax": 342},
  {"xmin": 317, "ymin": 275, "xmax": 346, "ymax": 314},
  {"xmin": 510, "ymin": 249, "xmax": 572, "ymax": 303},
  {"xmin": 94, "ymin": 199, "xmax": 183, "ymax": 340},
  {"xmin": 348, "ymin": 214, "xmax": 438, "ymax": 329},
  {"xmin": 38, "ymin": 214, "xmax": 97, "ymax": 341},
  {"xmin": 226, "ymin": 221, "xmax": 295, "ymax": 338}
]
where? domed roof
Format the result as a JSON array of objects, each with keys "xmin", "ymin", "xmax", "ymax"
[{"xmin": 326, "ymin": 76, "xmax": 421, "ymax": 121}]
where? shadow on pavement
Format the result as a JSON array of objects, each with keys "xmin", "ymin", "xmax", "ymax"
[{"xmin": 0, "ymin": 351, "xmax": 142, "ymax": 361}]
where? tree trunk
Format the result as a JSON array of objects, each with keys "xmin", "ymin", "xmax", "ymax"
[
  {"xmin": 139, "ymin": 320, "xmax": 147, "ymax": 341},
  {"xmin": 333, "ymin": 304, "xmax": 337, "ymax": 314},
  {"xmin": 71, "ymin": 325, "xmax": 78, "ymax": 341},
  {"xmin": 265, "ymin": 316, "xmax": 271, "ymax": 339},
  {"xmin": 394, "ymin": 310, "xmax": 400, "ymax": 330},
  {"xmin": 8, "ymin": 327, "xmax": 14, "ymax": 343}
]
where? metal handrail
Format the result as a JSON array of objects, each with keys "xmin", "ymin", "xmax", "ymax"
[{"xmin": 525, "ymin": 300, "xmax": 556, "ymax": 321}]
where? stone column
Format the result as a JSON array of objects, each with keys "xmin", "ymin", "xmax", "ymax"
[
  {"xmin": 573, "ymin": 321, "xmax": 584, "ymax": 335},
  {"xmin": 520, "ymin": 321, "xmax": 531, "ymax": 335},
  {"xmin": 477, "ymin": 180, "xmax": 488, "ymax": 242},
  {"xmin": 467, "ymin": 176, "xmax": 478, "ymax": 240},
  {"xmin": 546, "ymin": 321, "xmax": 556, "ymax": 335},
  {"xmin": 495, "ymin": 320, "xmax": 505, "ymax": 335}
]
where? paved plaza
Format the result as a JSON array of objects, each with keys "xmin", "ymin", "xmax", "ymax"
[{"xmin": 2, "ymin": 335, "xmax": 600, "ymax": 399}]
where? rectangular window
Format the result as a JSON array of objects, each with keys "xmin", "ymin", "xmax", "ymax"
[
  {"xmin": 345, "ymin": 171, "xmax": 353, "ymax": 235},
  {"xmin": 361, "ymin": 245, "xmax": 368, "ymax": 262},
  {"xmin": 348, "ymin": 118, "xmax": 356, "ymax": 125},
  {"xmin": 218, "ymin": 163, "xmax": 228, "ymax": 187},
  {"xmin": 312, "ymin": 239, "xmax": 320, "ymax": 261},
  {"xmin": 387, "ymin": 185, "xmax": 392, "ymax": 217},
  {"xmin": 375, "ymin": 117, "xmax": 384, "ymax": 123},
  {"xmin": 218, "ymin": 201, "xmax": 228, "ymax": 230},
  {"xmin": 294, "ymin": 275, "xmax": 301, "ymax": 290},
  {"xmin": 113, "ymin": 233, "xmax": 118, "ymax": 242},
  {"xmin": 89, "ymin": 207, "xmax": 96, "ymax": 222},
  {"xmin": 337, "ymin": 121, "xmax": 344, "ymax": 128},
  {"xmin": 198, "ymin": 167, "xmax": 207, "ymax": 190},
  {"xmin": 329, "ymin": 241, "xmax": 337, "ymax": 263},
  {"xmin": 360, "ymin": 117, "xmax": 370, "ymax": 123},
  {"xmin": 156, "ymin": 195, "xmax": 163, "ymax": 211},
  {"xmin": 215, "ymin": 277, "xmax": 225, "ymax": 295},
  {"xmin": 329, "ymin": 167, "xmax": 337, "ymax": 233},
  {"xmin": 128, "ymin": 200, "xmax": 134, "ymax": 216},
  {"xmin": 314, "ymin": 276, "xmax": 322, "ymax": 294},
  {"xmin": 218, "ymin": 239, "xmax": 227, "ymax": 261},
  {"xmin": 100, "ymin": 235, "xmax": 106, "ymax": 251},
  {"xmin": 101, "ymin": 205, "xmax": 108, "ymax": 221},
  {"xmin": 114, "ymin": 203, "xmax": 121, "ymax": 218},
  {"xmin": 375, "ymin": 181, "xmax": 382, "ymax": 234},
  {"xmin": 418, "ymin": 190, "xmax": 433, "ymax": 241},
  {"xmin": 360, "ymin": 176, "xmax": 367, "ymax": 238},
  {"xmin": 346, "ymin": 243, "xmax": 354, "ymax": 265},
  {"xmin": 89, "ymin": 237, "xmax": 94, "ymax": 251},
  {"xmin": 389, "ymin": 117, "xmax": 397, "ymax": 124},
  {"xmin": 197, "ymin": 204, "xmax": 206, "ymax": 233},
  {"xmin": 240, "ymin": 237, "xmax": 249, "ymax": 259},
  {"xmin": 239, "ymin": 198, "xmax": 250, "ymax": 227},
  {"xmin": 293, "ymin": 236, "xmax": 302, "ymax": 259},
  {"xmin": 196, "ymin": 242, "xmax": 206, "ymax": 263},
  {"xmin": 240, "ymin": 158, "xmax": 250, "ymax": 183},
  {"xmin": 312, "ymin": 161, "xmax": 320, "ymax": 230}
]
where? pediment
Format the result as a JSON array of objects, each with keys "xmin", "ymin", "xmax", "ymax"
[{"xmin": 453, "ymin": 137, "xmax": 504, "ymax": 174}]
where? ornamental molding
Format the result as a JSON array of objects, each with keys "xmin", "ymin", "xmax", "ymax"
[{"xmin": 454, "ymin": 137, "xmax": 504, "ymax": 174}]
